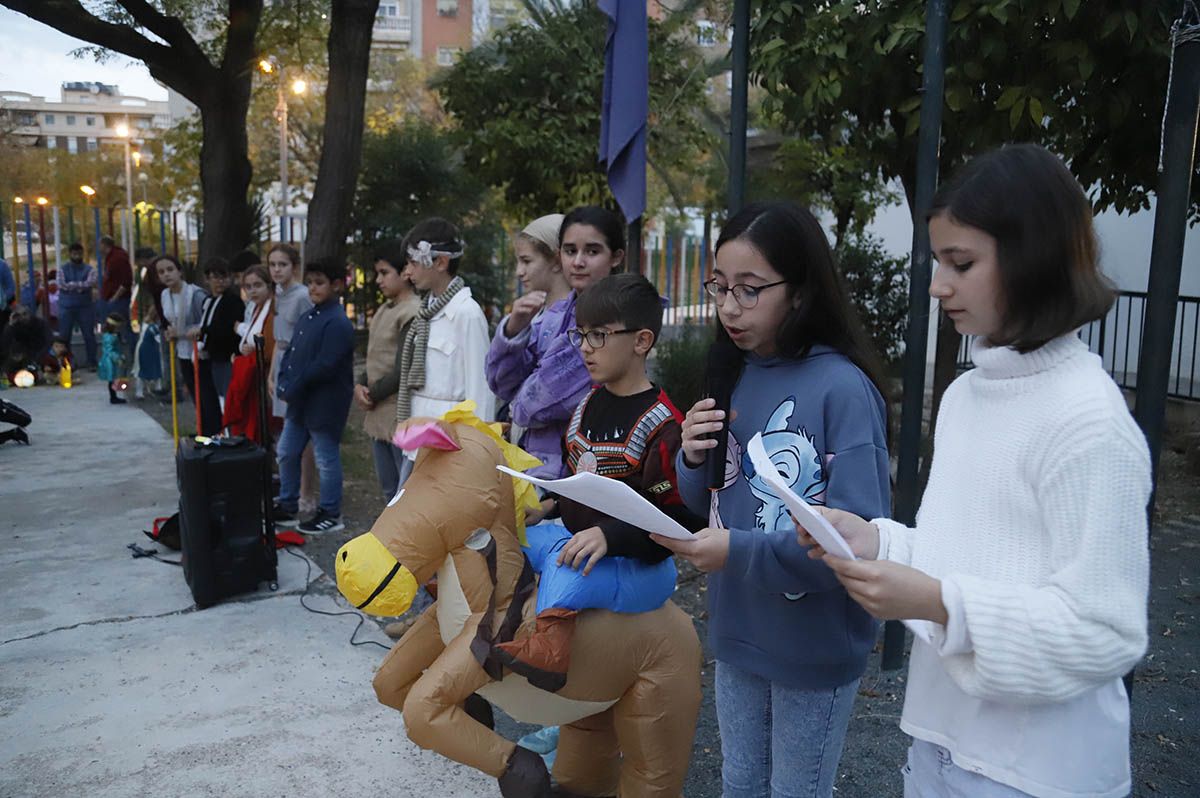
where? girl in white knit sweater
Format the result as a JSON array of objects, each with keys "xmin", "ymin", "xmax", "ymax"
[{"xmin": 797, "ymin": 144, "xmax": 1150, "ymax": 798}]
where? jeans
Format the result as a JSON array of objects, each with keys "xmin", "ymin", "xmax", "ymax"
[
  {"xmin": 277, "ymin": 418, "xmax": 343, "ymax": 517},
  {"xmin": 59, "ymin": 302, "xmax": 97, "ymax": 366},
  {"xmin": 903, "ymin": 740, "xmax": 1033, "ymax": 798},
  {"xmin": 716, "ymin": 660, "xmax": 859, "ymax": 798},
  {"xmin": 371, "ymin": 438, "xmax": 413, "ymax": 503}
]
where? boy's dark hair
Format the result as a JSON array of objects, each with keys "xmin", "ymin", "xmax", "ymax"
[
  {"xmin": 928, "ymin": 143, "xmax": 1113, "ymax": 353},
  {"xmin": 373, "ymin": 239, "xmax": 408, "ymax": 270},
  {"xmin": 405, "ymin": 218, "xmax": 464, "ymax": 274},
  {"xmin": 229, "ymin": 250, "xmax": 261, "ymax": 272},
  {"xmin": 560, "ymin": 206, "xmax": 625, "ymax": 263},
  {"xmin": 68, "ymin": 242, "xmax": 84, "ymax": 253},
  {"xmin": 304, "ymin": 256, "xmax": 347, "ymax": 283},
  {"xmin": 134, "ymin": 247, "xmax": 157, "ymax": 261},
  {"xmin": 713, "ymin": 201, "xmax": 888, "ymax": 405},
  {"xmin": 576, "ymin": 273, "xmax": 663, "ymax": 347},
  {"xmin": 202, "ymin": 256, "xmax": 231, "ymax": 276}
]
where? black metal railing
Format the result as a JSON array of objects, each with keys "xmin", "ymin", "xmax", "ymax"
[{"xmin": 956, "ymin": 291, "xmax": 1200, "ymax": 401}]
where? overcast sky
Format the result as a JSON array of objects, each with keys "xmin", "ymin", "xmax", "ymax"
[{"xmin": 0, "ymin": 9, "xmax": 167, "ymax": 101}]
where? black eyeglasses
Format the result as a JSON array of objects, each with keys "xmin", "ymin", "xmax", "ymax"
[
  {"xmin": 703, "ymin": 279, "xmax": 787, "ymax": 309},
  {"xmin": 567, "ymin": 327, "xmax": 639, "ymax": 349}
]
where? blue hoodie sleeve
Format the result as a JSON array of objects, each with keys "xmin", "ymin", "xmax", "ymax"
[
  {"xmin": 725, "ymin": 374, "xmax": 891, "ymax": 595},
  {"xmin": 674, "ymin": 449, "xmax": 711, "ymax": 520}
]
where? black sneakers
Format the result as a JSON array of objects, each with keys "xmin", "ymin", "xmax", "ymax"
[
  {"xmin": 271, "ymin": 503, "xmax": 300, "ymax": 528},
  {"xmin": 299, "ymin": 509, "xmax": 345, "ymax": 536}
]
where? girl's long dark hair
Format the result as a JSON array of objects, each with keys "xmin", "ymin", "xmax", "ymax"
[{"xmin": 710, "ymin": 201, "xmax": 890, "ymax": 405}]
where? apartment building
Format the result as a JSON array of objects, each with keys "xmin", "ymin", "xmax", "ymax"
[
  {"xmin": 0, "ymin": 82, "xmax": 171, "ymax": 156},
  {"xmin": 374, "ymin": 0, "xmax": 524, "ymax": 65}
]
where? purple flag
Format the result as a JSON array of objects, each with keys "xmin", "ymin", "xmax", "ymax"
[{"xmin": 598, "ymin": 0, "xmax": 648, "ymax": 223}]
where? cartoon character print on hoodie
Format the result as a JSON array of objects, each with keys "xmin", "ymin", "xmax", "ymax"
[{"xmin": 713, "ymin": 397, "xmax": 832, "ymax": 600}]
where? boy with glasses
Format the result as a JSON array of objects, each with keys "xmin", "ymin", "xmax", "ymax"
[{"xmin": 496, "ymin": 273, "xmax": 704, "ymax": 691}]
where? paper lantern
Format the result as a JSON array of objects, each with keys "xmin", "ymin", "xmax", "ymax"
[{"xmin": 13, "ymin": 370, "xmax": 35, "ymax": 388}]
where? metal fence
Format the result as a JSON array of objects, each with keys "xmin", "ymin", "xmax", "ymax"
[{"xmin": 957, "ymin": 291, "xmax": 1200, "ymax": 401}]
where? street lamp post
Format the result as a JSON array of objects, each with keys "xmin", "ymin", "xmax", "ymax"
[
  {"xmin": 116, "ymin": 120, "xmax": 134, "ymax": 254},
  {"xmin": 35, "ymin": 197, "xmax": 51, "ymax": 320},
  {"xmin": 260, "ymin": 58, "xmax": 306, "ymax": 243}
]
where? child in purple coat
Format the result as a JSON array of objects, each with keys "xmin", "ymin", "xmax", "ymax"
[{"xmin": 485, "ymin": 207, "xmax": 626, "ymax": 479}]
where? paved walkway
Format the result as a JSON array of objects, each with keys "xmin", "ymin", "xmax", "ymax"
[{"xmin": 0, "ymin": 381, "xmax": 491, "ymax": 797}]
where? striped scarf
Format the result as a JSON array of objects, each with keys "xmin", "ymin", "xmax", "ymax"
[{"xmin": 396, "ymin": 276, "xmax": 465, "ymax": 422}]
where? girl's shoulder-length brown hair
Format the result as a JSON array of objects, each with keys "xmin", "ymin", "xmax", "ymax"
[{"xmin": 928, "ymin": 143, "xmax": 1114, "ymax": 353}]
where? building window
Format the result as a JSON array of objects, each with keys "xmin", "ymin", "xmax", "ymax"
[
  {"xmin": 86, "ymin": 137, "xmax": 98, "ymax": 151},
  {"xmin": 16, "ymin": 112, "xmax": 35, "ymax": 125},
  {"xmin": 45, "ymin": 136, "xmax": 56, "ymax": 150},
  {"xmin": 86, "ymin": 116, "xmax": 96, "ymax": 126},
  {"xmin": 436, "ymin": 46, "xmax": 459, "ymax": 66},
  {"xmin": 696, "ymin": 21, "xmax": 719, "ymax": 47},
  {"xmin": 437, "ymin": 0, "xmax": 458, "ymax": 17},
  {"xmin": 66, "ymin": 114, "xmax": 76, "ymax": 125},
  {"xmin": 67, "ymin": 137, "xmax": 79, "ymax": 154},
  {"xmin": 44, "ymin": 113, "xmax": 55, "ymax": 124}
]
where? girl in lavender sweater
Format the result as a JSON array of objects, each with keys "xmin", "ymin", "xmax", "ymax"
[{"xmin": 485, "ymin": 207, "xmax": 625, "ymax": 479}]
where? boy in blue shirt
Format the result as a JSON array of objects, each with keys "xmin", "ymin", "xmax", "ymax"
[{"xmin": 273, "ymin": 257, "xmax": 354, "ymax": 535}]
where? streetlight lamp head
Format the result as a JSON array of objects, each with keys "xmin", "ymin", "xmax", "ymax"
[
  {"xmin": 132, "ymin": 150, "xmax": 142, "ymax": 168},
  {"xmin": 13, "ymin": 196, "xmax": 23, "ymax": 204},
  {"xmin": 36, "ymin": 197, "xmax": 48, "ymax": 205},
  {"xmin": 291, "ymin": 78, "xmax": 307, "ymax": 95},
  {"xmin": 80, "ymin": 185, "xmax": 95, "ymax": 196},
  {"xmin": 115, "ymin": 122, "xmax": 130, "ymax": 138},
  {"xmin": 259, "ymin": 58, "xmax": 274, "ymax": 74}
]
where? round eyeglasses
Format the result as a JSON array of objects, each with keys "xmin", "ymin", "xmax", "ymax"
[
  {"xmin": 567, "ymin": 328, "xmax": 639, "ymax": 349},
  {"xmin": 703, "ymin": 279, "xmax": 788, "ymax": 309}
]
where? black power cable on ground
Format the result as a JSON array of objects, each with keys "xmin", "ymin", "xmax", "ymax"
[{"xmin": 282, "ymin": 545, "xmax": 391, "ymax": 651}]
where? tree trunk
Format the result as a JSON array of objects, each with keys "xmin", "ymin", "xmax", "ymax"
[
  {"xmin": 196, "ymin": 80, "xmax": 255, "ymax": 264},
  {"xmin": 305, "ymin": 0, "xmax": 381, "ymax": 264}
]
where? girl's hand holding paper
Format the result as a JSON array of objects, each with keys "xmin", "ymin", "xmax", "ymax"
[{"xmin": 794, "ymin": 506, "xmax": 881, "ymax": 561}]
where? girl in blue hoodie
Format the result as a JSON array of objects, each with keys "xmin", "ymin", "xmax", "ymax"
[{"xmin": 654, "ymin": 201, "xmax": 891, "ymax": 798}]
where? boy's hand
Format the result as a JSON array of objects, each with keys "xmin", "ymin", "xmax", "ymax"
[
  {"xmin": 681, "ymin": 398, "xmax": 734, "ymax": 468},
  {"xmin": 557, "ymin": 526, "xmax": 607, "ymax": 576},
  {"xmin": 524, "ymin": 498, "xmax": 555, "ymax": 527},
  {"xmin": 651, "ymin": 527, "xmax": 730, "ymax": 572},
  {"xmin": 795, "ymin": 507, "xmax": 881, "ymax": 560},
  {"xmin": 354, "ymin": 384, "xmax": 374, "ymax": 410},
  {"xmin": 504, "ymin": 291, "xmax": 547, "ymax": 337}
]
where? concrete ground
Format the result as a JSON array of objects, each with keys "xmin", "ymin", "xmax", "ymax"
[{"xmin": 0, "ymin": 380, "xmax": 492, "ymax": 798}]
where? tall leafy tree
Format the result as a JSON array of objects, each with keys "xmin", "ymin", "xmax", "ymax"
[
  {"xmin": 435, "ymin": 0, "xmax": 712, "ymax": 222},
  {"xmin": 752, "ymin": 0, "xmax": 1196, "ymax": 220}
]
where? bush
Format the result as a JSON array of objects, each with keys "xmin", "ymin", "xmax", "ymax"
[
  {"xmin": 652, "ymin": 325, "xmax": 713, "ymax": 413},
  {"xmin": 835, "ymin": 234, "xmax": 909, "ymax": 365}
]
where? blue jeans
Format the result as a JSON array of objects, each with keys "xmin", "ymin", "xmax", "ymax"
[
  {"xmin": 59, "ymin": 302, "xmax": 97, "ymax": 366},
  {"xmin": 716, "ymin": 660, "xmax": 859, "ymax": 798},
  {"xmin": 902, "ymin": 740, "xmax": 1032, "ymax": 798},
  {"xmin": 523, "ymin": 521, "xmax": 676, "ymax": 615},
  {"xmin": 371, "ymin": 438, "xmax": 413, "ymax": 503},
  {"xmin": 277, "ymin": 418, "xmax": 343, "ymax": 517}
]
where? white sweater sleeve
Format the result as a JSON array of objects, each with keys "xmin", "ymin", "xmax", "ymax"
[
  {"xmin": 939, "ymin": 426, "xmax": 1151, "ymax": 704},
  {"xmin": 873, "ymin": 516, "xmax": 917, "ymax": 565}
]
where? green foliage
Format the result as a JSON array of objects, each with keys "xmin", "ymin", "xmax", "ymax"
[
  {"xmin": 749, "ymin": 137, "xmax": 901, "ymax": 247},
  {"xmin": 353, "ymin": 120, "xmax": 510, "ymax": 312},
  {"xmin": 652, "ymin": 325, "xmax": 713, "ymax": 415},
  {"xmin": 835, "ymin": 234, "xmax": 910, "ymax": 365},
  {"xmin": 434, "ymin": 1, "xmax": 712, "ymax": 222},
  {"xmin": 752, "ymin": 0, "xmax": 1197, "ymax": 222}
]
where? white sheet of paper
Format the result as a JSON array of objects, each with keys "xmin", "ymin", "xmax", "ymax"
[
  {"xmin": 746, "ymin": 433, "xmax": 857, "ymax": 560},
  {"xmin": 496, "ymin": 465, "xmax": 695, "ymax": 540}
]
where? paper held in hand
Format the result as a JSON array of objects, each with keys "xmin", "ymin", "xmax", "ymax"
[
  {"xmin": 496, "ymin": 466, "xmax": 696, "ymax": 540},
  {"xmin": 746, "ymin": 433, "xmax": 856, "ymax": 559},
  {"xmin": 746, "ymin": 433, "xmax": 936, "ymax": 644}
]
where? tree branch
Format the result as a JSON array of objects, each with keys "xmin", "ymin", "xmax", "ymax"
[
  {"xmin": 220, "ymin": 0, "xmax": 264, "ymax": 81},
  {"xmin": 115, "ymin": 0, "xmax": 206, "ymax": 61},
  {"xmin": 1, "ymin": 0, "xmax": 213, "ymax": 102}
]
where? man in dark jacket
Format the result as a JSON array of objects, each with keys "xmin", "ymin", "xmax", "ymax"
[
  {"xmin": 100, "ymin": 236, "xmax": 134, "ymax": 353},
  {"xmin": 273, "ymin": 257, "xmax": 354, "ymax": 535}
]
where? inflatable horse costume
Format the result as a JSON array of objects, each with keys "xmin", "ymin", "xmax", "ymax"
[{"xmin": 336, "ymin": 404, "xmax": 701, "ymax": 797}]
